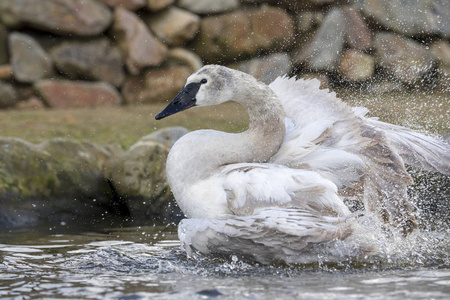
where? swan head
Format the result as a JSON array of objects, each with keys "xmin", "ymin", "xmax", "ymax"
[{"xmin": 155, "ymin": 65, "xmax": 235, "ymax": 120}]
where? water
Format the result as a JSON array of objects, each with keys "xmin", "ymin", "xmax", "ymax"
[{"xmin": 1, "ymin": 223, "xmax": 449, "ymax": 299}]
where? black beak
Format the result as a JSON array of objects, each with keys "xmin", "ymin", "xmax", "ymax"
[{"xmin": 155, "ymin": 82, "xmax": 202, "ymax": 120}]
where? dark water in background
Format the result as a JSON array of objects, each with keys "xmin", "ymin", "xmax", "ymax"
[{"xmin": 0, "ymin": 220, "xmax": 449, "ymax": 300}]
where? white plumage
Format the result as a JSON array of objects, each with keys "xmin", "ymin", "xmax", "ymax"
[{"xmin": 155, "ymin": 65, "xmax": 450, "ymax": 264}]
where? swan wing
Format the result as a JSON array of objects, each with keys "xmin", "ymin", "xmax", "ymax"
[
  {"xmin": 178, "ymin": 208, "xmax": 370, "ymax": 264},
  {"xmin": 364, "ymin": 117, "xmax": 450, "ymax": 175},
  {"xmin": 220, "ymin": 163, "xmax": 350, "ymax": 217},
  {"xmin": 268, "ymin": 76, "xmax": 370, "ymax": 189}
]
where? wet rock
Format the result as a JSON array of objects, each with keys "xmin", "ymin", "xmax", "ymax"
[
  {"xmin": 35, "ymin": 80, "xmax": 122, "ymax": 108},
  {"xmin": 178, "ymin": 0, "xmax": 239, "ymax": 14},
  {"xmin": 50, "ymin": 39, "xmax": 125, "ymax": 87},
  {"xmin": 0, "ymin": 25, "xmax": 8, "ymax": 65},
  {"xmin": 192, "ymin": 6, "xmax": 294, "ymax": 63},
  {"xmin": 342, "ymin": 6, "xmax": 372, "ymax": 51},
  {"xmin": 293, "ymin": 8, "xmax": 345, "ymax": 72},
  {"xmin": 146, "ymin": 0, "xmax": 175, "ymax": 12},
  {"xmin": 0, "ymin": 65, "xmax": 12, "ymax": 80},
  {"xmin": 146, "ymin": 7, "xmax": 200, "ymax": 47},
  {"xmin": 356, "ymin": 0, "xmax": 450, "ymax": 38},
  {"xmin": 0, "ymin": 81, "xmax": 17, "ymax": 108},
  {"xmin": 139, "ymin": 127, "xmax": 190, "ymax": 148},
  {"xmin": 97, "ymin": 0, "xmax": 146, "ymax": 10},
  {"xmin": 106, "ymin": 139, "xmax": 177, "ymax": 220},
  {"xmin": 0, "ymin": 0, "xmax": 112, "ymax": 36},
  {"xmin": 0, "ymin": 137, "xmax": 121, "ymax": 227},
  {"xmin": 122, "ymin": 66, "xmax": 192, "ymax": 104},
  {"xmin": 166, "ymin": 48, "xmax": 203, "ymax": 72},
  {"xmin": 338, "ymin": 50, "xmax": 374, "ymax": 81},
  {"xmin": 112, "ymin": 7, "xmax": 167, "ymax": 75},
  {"xmin": 230, "ymin": 52, "xmax": 292, "ymax": 84},
  {"xmin": 9, "ymin": 32, "xmax": 53, "ymax": 83},
  {"xmin": 373, "ymin": 32, "xmax": 435, "ymax": 85}
]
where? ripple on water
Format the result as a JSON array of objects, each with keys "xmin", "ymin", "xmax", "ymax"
[{"xmin": 0, "ymin": 223, "xmax": 448, "ymax": 299}]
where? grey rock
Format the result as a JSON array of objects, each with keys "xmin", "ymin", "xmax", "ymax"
[
  {"xmin": 0, "ymin": 24, "xmax": 8, "ymax": 65},
  {"xmin": 166, "ymin": 48, "xmax": 203, "ymax": 72},
  {"xmin": 112, "ymin": 7, "xmax": 167, "ymax": 75},
  {"xmin": 50, "ymin": 39, "xmax": 125, "ymax": 87},
  {"xmin": 294, "ymin": 8, "xmax": 346, "ymax": 72},
  {"xmin": 374, "ymin": 32, "xmax": 435, "ymax": 85},
  {"xmin": 178, "ymin": 0, "xmax": 239, "ymax": 14},
  {"xmin": 192, "ymin": 6, "xmax": 294, "ymax": 63},
  {"xmin": 338, "ymin": 50, "xmax": 374, "ymax": 81},
  {"xmin": 0, "ymin": 0, "xmax": 112, "ymax": 36},
  {"xmin": 9, "ymin": 32, "xmax": 53, "ymax": 83},
  {"xmin": 106, "ymin": 139, "xmax": 178, "ymax": 220},
  {"xmin": 230, "ymin": 52, "xmax": 292, "ymax": 84},
  {"xmin": 0, "ymin": 137, "xmax": 120, "ymax": 227},
  {"xmin": 146, "ymin": 7, "xmax": 200, "ymax": 46},
  {"xmin": 430, "ymin": 41, "xmax": 450, "ymax": 76},
  {"xmin": 356, "ymin": 0, "xmax": 450, "ymax": 38},
  {"xmin": 97, "ymin": 0, "xmax": 146, "ymax": 10},
  {"xmin": 342, "ymin": 6, "xmax": 372, "ymax": 51},
  {"xmin": 0, "ymin": 81, "xmax": 17, "ymax": 108},
  {"xmin": 146, "ymin": 0, "xmax": 175, "ymax": 11},
  {"xmin": 122, "ymin": 66, "xmax": 192, "ymax": 104}
]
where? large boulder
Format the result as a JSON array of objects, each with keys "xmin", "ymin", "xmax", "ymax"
[
  {"xmin": 122, "ymin": 66, "xmax": 192, "ymax": 104},
  {"xmin": 35, "ymin": 80, "xmax": 122, "ymax": 108},
  {"xmin": 356, "ymin": 0, "xmax": 450, "ymax": 38},
  {"xmin": 0, "ymin": 138, "xmax": 122, "ymax": 228},
  {"xmin": 9, "ymin": 32, "xmax": 54, "ymax": 83},
  {"xmin": 0, "ymin": 0, "xmax": 112, "ymax": 36},
  {"xmin": 112, "ymin": 7, "xmax": 167, "ymax": 75},
  {"xmin": 192, "ymin": 5, "xmax": 294, "ymax": 63},
  {"xmin": 106, "ymin": 130, "xmax": 185, "ymax": 221},
  {"xmin": 50, "ymin": 39, "xmax": 125, "ymax": 87},
  {"xmin": 374, "ymin": 32, "xmax": 435, "ymax": 85}
]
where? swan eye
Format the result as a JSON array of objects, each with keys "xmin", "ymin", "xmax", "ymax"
[{"xmin": 200, "ymin": 78, "xmax": 207, "ymax": 84}]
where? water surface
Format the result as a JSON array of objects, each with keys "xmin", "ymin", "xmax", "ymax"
[{"xmin": 1, "ymin": 223, "xmax": 449, "ymax": 299}]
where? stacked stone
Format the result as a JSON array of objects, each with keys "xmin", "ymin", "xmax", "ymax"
[{"xmin": 0, "ymin": 0, "xmax": 448, "ymax": 109}]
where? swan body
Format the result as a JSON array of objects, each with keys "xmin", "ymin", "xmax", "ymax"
[{"xmin": 155, "ymin": 65, "xmax": 450, "ymax": 264}]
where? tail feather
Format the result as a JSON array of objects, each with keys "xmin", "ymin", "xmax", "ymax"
[{"xmin": 366, "ymin": 119, "xmax": 450, "ymax": 175}]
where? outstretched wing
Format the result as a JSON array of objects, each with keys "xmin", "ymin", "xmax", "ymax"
[
  {"xmin": 220, "ymin": 163, "xmax": 350, "ymax": 217},
  {"xmin": 268, "ymin": 76, "xmax": 419, "ymax": 234},
  {"xmin": 268, "ymin": 77, "xmax": 369, "ymax": 189}
]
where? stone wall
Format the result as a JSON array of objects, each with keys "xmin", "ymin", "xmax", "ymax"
[{"xmin": 0, "ymin": 0, "xmax": 449, "ymax": 109}]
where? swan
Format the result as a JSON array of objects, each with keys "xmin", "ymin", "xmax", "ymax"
[{"xmin": 155, "ymin": 65, "xmax": 450, "ymax": 264}]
